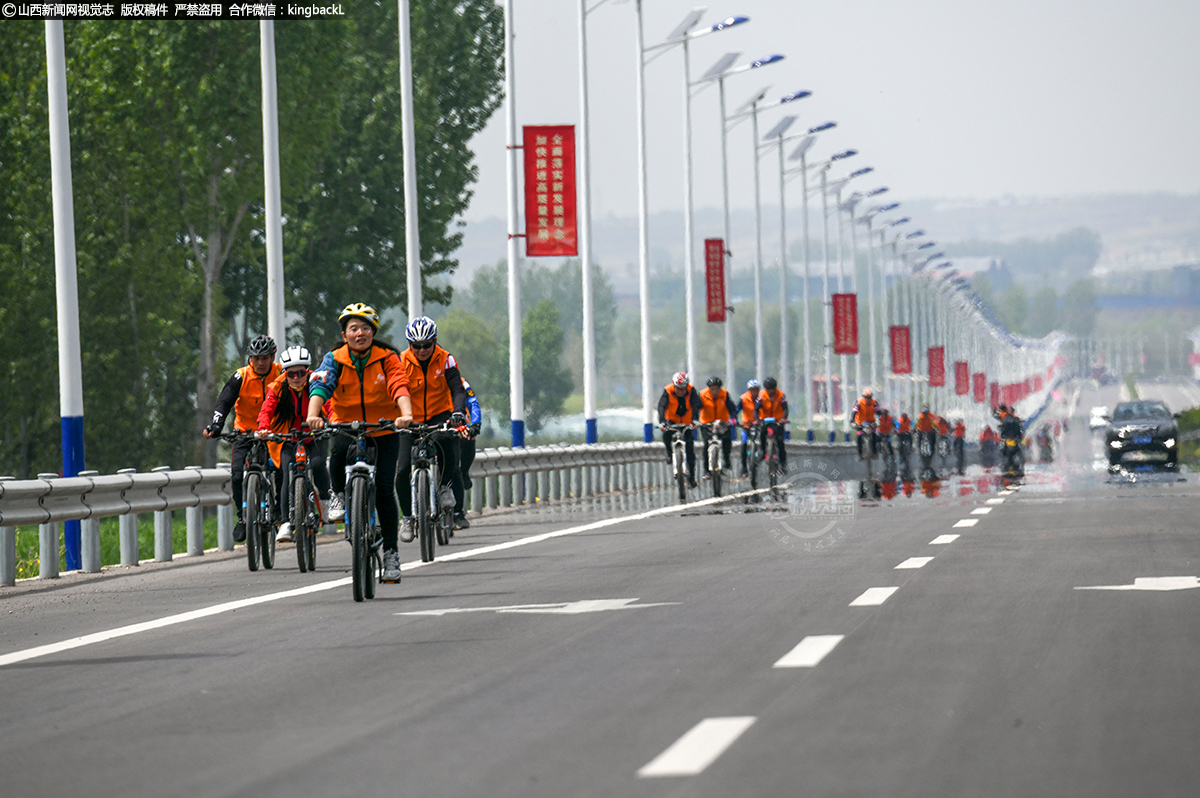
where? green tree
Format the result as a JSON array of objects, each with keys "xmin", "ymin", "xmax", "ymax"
[
  {"xmin": 998, "ymin": 284, "xmax": 1029, "ymax": 333},
  {"xmin": 1026, "ymin": 287, "xmax": 1059, "ymax": 337},
  {"xmin": 521, "ymin": 300, "xmax": 573, "ymax": 432},
  {"xmin": 436, "ymin": 308, "xmax": 505, "ymax": 409}
]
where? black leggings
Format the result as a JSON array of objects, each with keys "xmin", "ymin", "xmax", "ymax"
[{"xmin": 330, "ymin": 432, "xmax": 401, "ymax": 550}]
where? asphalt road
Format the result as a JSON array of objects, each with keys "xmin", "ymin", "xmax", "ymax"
[{"xmin": 3, "ymin": 383, "xmax": 1199, "ymax": 797}]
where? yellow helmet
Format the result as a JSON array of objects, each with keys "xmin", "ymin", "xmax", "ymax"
[{"xmin": 338, "ymin": 302, "xmax": 380, "ymax": 330}]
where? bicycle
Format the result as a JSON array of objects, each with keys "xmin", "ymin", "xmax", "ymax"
[
  {"xmin": 857, "ymin": 420, "xmax": 879, "ymax": 483},
  {"xmin": 401, "ymin": 420, "xmax": 460, "ymax": 564},
  {"xmin": 326, "ymin": 420, "xmax": 396, "ymax": 602},
  {"xmin": 700, "ymin": 420, "xmax": 730, "ymax": 498},
  {"xmin": 879, "ymin": 430, "xmax": 897, "ymax": 477},
  {"xmin": 743, "ymin": 422, "xmax": 762, "ymax": 489},
  {"xmin": 661, "ymin": 422, "xmax": 694, "ymax": 504},
  {"xmin": 761, "ymin": 417, "xmax": 787, "ymax": 488},
  {"xmin": 274, "ymin": 428, "xmax": 329, "ymax": 574},
  {"xmin": 216, "ymin": 431, "xmax": 278, "ymax": 572},
  {"xmin": 936, "ymin": 434, "xmax": 952, "ymax": 471}
]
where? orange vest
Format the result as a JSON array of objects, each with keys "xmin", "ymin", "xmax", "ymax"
[
  {"xmin": 954, "ymin": 422, "xmax": 966, "ymax": 439},
  {"xmin": 662, "ymin": 384, "xmax": 696, "ymax": 424},
  {"xmin": 739, "ymin": 391, "xmax": 758, "ymax": 426},
  {"xmin": 699, "ymin": 387, "xmax": 732, "ymax": 424},
  {"xmin": 898, "ymin": 415, "xmax": 912, "ymax": 434},
  {"xmin": 328, "ymin": 344, "xmax": 410, "ymax": 432},
  {"xmin": 878, "ymin": 413, "xmax": 895, "ymax": 434},
  {"xmin": 403, "ymin": 345, "xmax": 456, "ymax": 423},
  {"xmin": 937, "ymin": 418, "xmax": 951, "ymax": 435},
  {"xmin": 233, "ymin": 363, "xmax": 282, "ymax": 431},
  {"xmin": 916, "ymin": 412, "xmax": 936, "ymax": 432},
  {"xmin": 260, "ymin": 371, "xmax": 309, "ymax": 467},
  {"xmin": 853, "ymin": 397, "xmax": 877, "ymax": 424},
  {"xmin": 758, "ymin": 389, "xmax": 786, "ymax": 421}
]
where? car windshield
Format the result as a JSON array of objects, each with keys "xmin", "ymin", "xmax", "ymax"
[{"xmin": 1112, "ymin": 402, "xmax": 1171, "ymax": 421}]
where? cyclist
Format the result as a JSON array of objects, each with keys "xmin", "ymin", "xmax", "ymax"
[
  {"xmin": 698, "ymin": 376, "xmax": 738, "ymax": 476},
  {"xmin": 657, "ymin": 371, "xmax": 700, "ymax": 487},
  {"xmin": 306, "ymin": 303, "xmax": 413, "ymax": 583},
  {"xmin": 953, "ymin": 417, "xmax": 967, "ymax": 473},
  {"xmin": 915, "ymin": 404, "xmax": 937, "ymax": 457},
  {"xmin": 738, "ymin": 378, "xmax": 761, "ymax": 476},
  {"xmin": 877, "ymin": 407, "xmax": 895, "ymax": 456},
  {"xmin": 257, "ymin": 346, "xmax": 330, "ymax": 543},
  {"xmin": 852, "ymin": 388, "xmax": 878, "ymax": 460},
  {"xmin": 756, "ymin": 376, "xmax": 789, "ymax": 473},
  {"xmin": 455, "ymin": 378, "xmax": 483, "ymax": 529},
  {"xmin": 397, "ymin": 316, "xmax": 470, "ymax": 541},
  {"xmin": 203, "ymin": 335, "xmax": 281, "ymax": 543}
]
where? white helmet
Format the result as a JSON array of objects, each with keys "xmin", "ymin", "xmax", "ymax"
[{"xmin": 279, "ymin": 345, "xmax": 312, "ymax": 369}]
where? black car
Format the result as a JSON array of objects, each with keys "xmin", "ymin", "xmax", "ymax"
[{"xmin": 1105, "ymin": 400, "xmax": 1178, "ymax": 469}]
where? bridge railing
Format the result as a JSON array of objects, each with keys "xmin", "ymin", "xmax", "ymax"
[{"xmin": 2, "ymin": 438, "xmax": 857, "ymax": 586}]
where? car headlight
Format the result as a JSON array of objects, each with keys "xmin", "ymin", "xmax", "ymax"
[{"xmin": 1165, "ymin": 438, "xmax": 1176, "ymax": 448}]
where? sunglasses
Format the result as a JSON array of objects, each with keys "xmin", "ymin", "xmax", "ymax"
[
  {"xmin": 286, "ymin": 369, "xmax": 307, "ymax": 378},
  {"xmin": 411, "ymin": 342, "xmax": 435, "ymax": 351}
]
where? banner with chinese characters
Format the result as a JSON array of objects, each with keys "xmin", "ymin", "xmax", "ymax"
[
  {"xmin": 954, "ymin": 361, "xmax": 970, "ymax": 395},
  {"xmin": 889, "ymin": 325, "xmax": 911, "ymax": 374},
  {"xmin": 523, "ymin": 126, "xmax": 577, "ymax": 257},
  {"xmin": 972, "ymin": 372, "xmax": 986, "ymax": 403},
  {"xmin": 989, "ymin": 381, "xmax": 1000, "ymax": 409},
  {"xmin": 704, "ymin": 238, "xmax": 727, "ymax": 322},
  {"xmin": 928, "ymin": 346, "xmax": 946, "ymax": 387},
  {"xmin": 832, "ymin": 293, "xmax": 858, "ymax": 354}
]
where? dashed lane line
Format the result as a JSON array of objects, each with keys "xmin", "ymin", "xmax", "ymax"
[
  {"xmin": 773, "ymin": 635, "xmax": 845, "ymax": 668},
  {"xmin": 971, "ymin": 507, "xmax": 992, "ymax": 515},
  {"xmin": 953, "ymin": 518, "xmax": 979, "ymax": 528},
  {"xmin": 929, "ymin": 534, "xmax": 959, "ymax": 545},
  {"xmin": 849, "ymin": 587, "xmax": 900, "ymax": 607},
  {"xmin": 638, "ymin": 717, "xmax": 757, "ymax": 777},
  {"xmin": 896, "ymin": 557, "xmax": 934, "ymax": 570}
]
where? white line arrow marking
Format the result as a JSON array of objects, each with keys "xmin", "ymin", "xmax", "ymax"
[
  {"xmin": 396, "ymin": 598, "xmax": 680, "ymax": 617},
  {"xmin": 1075, "ymin": 576, "xmax": 1200, "ymax": 592}
]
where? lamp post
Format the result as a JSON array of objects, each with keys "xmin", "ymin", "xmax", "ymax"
[
  {"xmin": 503, "ymin": 0, "xmax": 524, "ymax": 446},
  {"xmin": 858, "ymin": 199, "xmax": 897, "ymax": 393},
  {"xmin": 831, "ymin": 165, "xmax": 871, "ymax": 439}
]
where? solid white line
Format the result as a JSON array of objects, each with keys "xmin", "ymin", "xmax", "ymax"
[
  {"xmin": 929, "ymin": 534, "xmax": 959, "ymax": 545},
  {"xmin": 773, "ymin": 635, "xmax": 845, "ymax": 668},
  {"xmin": 953, "ymin": 519, "xmax": 979, "ymax": 528},
  {"xmin": 1, "ymin": 488, "xmax": 763, "ymax": 668},
  {"xmin": 895, "ymin": 557, "xmax": 934, "ymax": 570},
  {"xmin": 638, "ymin": 717, "xmax": 757, "ymax": 777},
  {"xmin": 849, "ymin": 587, "xmax": 899, "ymax": 607},
  {"xmin": 970, "ymin": 507, "xmax": 992, "ymax": 515}
]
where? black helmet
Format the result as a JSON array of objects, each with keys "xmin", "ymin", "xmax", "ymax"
[
  {"xmin": 247, "ymin": 335, "xmax": 276, "ymax": 358},
  {"xmin": 707, "ymin": 376, "xmax": 722, "ymax": 388},
  {"xmin": 763, "ymin": 376, "xmax": 778, "ymax": 391}
]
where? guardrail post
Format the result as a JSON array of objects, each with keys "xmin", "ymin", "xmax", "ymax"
[
  {"xmin": 550, "ymin": 468, "xmax": 561, "ymax": 502},
  {"xmin": 486, "ymin": 474, "xmax": 499, "ymax": 509},
  {"xmin": 77, "ymin": 470, "xmax": 102, "ymax": 573},
  {"xmin": 1, "ymin": 524, "xmax": 15, "ymax": 586},
  {"xmin": 185, "ymin": 466, "xmax": 204, "ymax": 556},
  {"xmin": 471, "ymin": 482, "xmax": 483, "ymax": 514},
  {"xmin": 218, "ymin": 503, "xmax": 234, "ymax": 551},
  {"xmin": 538, "ymin": 470, "xmax": 549, "ymax": 503},
  {"xmin": 39, "ymin": 520, "xmax": 59, "ymax": 579},
  {"xmin": 117, "ymin": 468, "xmax": 139, "ymax": 566},
  {"xmin": 153, "ymin": 466, "xmax": 173, "ymax": 562},
  {"xmin": 500, "ymin": 472, "xmax": 512, "ymax": 507}
]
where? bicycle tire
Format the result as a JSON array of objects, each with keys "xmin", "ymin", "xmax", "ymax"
[
  {"xmin": 416, "ymin": 468, "xmax": 434, "ymax": 563},
  {"xmin": 260, "ymin": 488, "xmax": 276, "ymax": 570},
  {"xmin": 711, "ymin": 464, "xmax": 722, "ymax": 498},
  {"xmin": 306, "ymin": 482, "xmax": 319, "ymax": 571},
  {"xmin": 749, "ymin": 438, "xmax": 759, "ymax": 490},
  {"xmin": 674, "ymin": 445, "xmax": 686, "ymax": 503},
  {"xmin": 350, "ymin": 479, "xmax": 367, "ymax": 602},
  {"xmin": 436, "ymin": 508, "xmax": 451, "ymax": 547},
  {"xmin": 767, "ymin": 439, "xmax": 779, "ymax": 488},
  {"xmin": 293, "ymin": 475, "xmax": 308, "ymax": 573},
  {"xmin": 244, "ymin": 471, "xmax": 260, "ymax": 572}
]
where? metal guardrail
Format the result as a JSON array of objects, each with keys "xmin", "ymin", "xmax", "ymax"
[{"xmin": 2, "ymin": 437, "xmax": 858, "ymax": 586}]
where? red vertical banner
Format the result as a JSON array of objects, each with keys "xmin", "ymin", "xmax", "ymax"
[
  {"xmin": 889, "ymin": 325, "xmax": 912, "ymax": 374},
  {"xmin": 989, "ymin": 381, "xmax": 1000, "ymax": 409},
  {"xmin": 928, "ymin": 346, "xmax": 946, "ymax": 387},
  {"xmin": 523, "ymin": 125, "xmax": 577, "ymax": 257},
  {"xmin": 704, "ymin": 238, "xmax": 726, "ymax": 322},
  {"xmin": 832, "ymin": 293, "xmax": 858, "ymax": 354},
  {"xmin": 972, "ymin": 372, "xmax": 986, "ymax": 403},
  {"xmin": 954, "ymin": 361, "xmax": 969, "ymax": 395},
  {"xmin": 1033, "ymin": 375, "xmax": 1044, "ymax": 392}
]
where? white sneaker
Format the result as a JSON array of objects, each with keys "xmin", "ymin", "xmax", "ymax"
[
  {"xmin": 275, "ymin": 522, "xmax": 293, "ymax": 543},
  {"xmin": 400, "ymin": 517, "xmax": 415, "ymax": 543},
  {"xmin": 326, "ymin": 493, "xmax": 345, "ymax": 522},
  {"xmin": 381, "ymin": 549, "xmax": 402, "ymax": 583}
]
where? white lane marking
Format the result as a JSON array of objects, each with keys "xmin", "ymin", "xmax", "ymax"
[
  {"xmin": 1075, "ymin": 576, "xmax": 1200, "ymax": 592},
  {"xmin": 985, "ymin": 498, "xmax": 1005, "ymax": 505},
  {"xmin": 396, "ymin": 598, "xmax": 678, "ymax": 617},
  {"xmin": 0, "ymin": 579, "xmax": 351, "ymax": 668},
  {"xmin": 970, "ymin": 507, "xmax": 992, "ymax": 515},
  {"xmin": 895, "ymin": 557, "xmax": 934, "ymax": 570},
  {"xmin": 930, "ymin": 534, "xmax": 959, "ymax": 545},
  {"xmin": 773, "ymin": 635, "xmax": 844, "ymax": 668},
  {"xmin": 638, "ymin": 717, "xmax": 757, "ymax": 777},
  {"xmin": 953, "ymin": 519, "xmax": 979, "ymax": 528},
  {"xmin": 850, "ymin": 587, "xmax": 899, "ymax": 607},
  {"xmin": 0, "ymin": 488, "xmax": 762, "ymax": 668}
]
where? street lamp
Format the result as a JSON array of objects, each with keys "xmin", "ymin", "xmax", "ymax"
[
  {"xmin": 831, "ymin": 165, "xmax": 872, "ymax": 439},
  {"xmin": 695, "ymin": 50, "xmax": 786, "ymax": 391}
]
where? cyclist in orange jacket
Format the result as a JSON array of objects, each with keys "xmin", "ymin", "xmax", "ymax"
[
  {"xmin": 698, "ymin": 376, "xmax": 738, "ymax": 475},
  {"xmin": 852, "ymin": 388, "xmax": 879, "ymax": 460},
  {"xmin": 658, "ymin": 371, "xmax": 701, "ymax": 487},
  {"xmin": 756, "ymin": 376, "xmax": 789, "ymax": 472},
  {"xmin": 738, "ymin": 378, "xmax": 760, "ymax": 476}
]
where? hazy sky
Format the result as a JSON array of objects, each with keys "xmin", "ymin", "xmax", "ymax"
[{"xmin": 461, "ymin": 0, "xmax": 1200, "ymax": 223}]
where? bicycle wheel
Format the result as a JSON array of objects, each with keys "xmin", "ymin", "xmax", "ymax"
[
  {"xmin": 244, "ymin": 471, "xmax": 260, "ymax": 572},
  {"xmin": 306, "ymin": 482, "xmax": 319, "ymax": 571},
  {"xmin": 260, "ymin": 485, "xmax": 276, "ymax": 570},
  {"xmin": 416, "ymin": 468, "xmax": 434, "ymax": 563},
  {"xmin": 749, "ymin": 440, "xmax": 759, "ymax": 490},
  {"xmin": 767, "ymin": 440, "xmax": 779, "ymax": 488},
  {"xmin": 436, "ymin": 507, "xmax": 451, "ymax": 546},
  {"xmin": 292, "ymin": 475, "xmax": 308, "ymax": 572},
  {"xmin": 350, "ymin": 480, "xmax": 367, "ymax": 602}
]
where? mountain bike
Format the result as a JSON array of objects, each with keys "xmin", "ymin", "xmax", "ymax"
[
  {"xmin": 217, "ymin": 431, "xmax": 277, "ymax": 572},
  {"xmin": 701, "ymin": 420, "xmax": 729, "ymax": 498},
  {"xmin": 277, "ymin": 428, "xmax": 329, "ymax": 573},
  {"xmin": 936, "ymin": 434, "xmax": 952, "ymax": 470},
  {"xmin": 918, "ymin": 431, "xmax": 936, "ymax": 480},
  {"xmin": 857, "ymin": 421, "xmax": 878, "ymax": 483},
  {"xmin": 661, "ymin": 423, "xmax": 694, "ymax": 504},
  {"xmin": 327, "ymin": 420, "xmax": 395, "ymax": 602},
  {"xmin": 761, "ymin": 417, "xmax": 787, "ymax": 488},
  {"xmin": 879, "ymin": 430, "xmax": 897, "ymax": 478},
  {"xmin": 744, "ymin": 422, "xmax": 762, "ymax": 489},
  {"xmin": 402, "ymin": 421, "xmax": 460, "ymax": 564}
]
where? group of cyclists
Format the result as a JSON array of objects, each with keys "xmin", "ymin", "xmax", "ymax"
[
  {"xmin": 203, "ymin": 303, "xmax": 482, "ymax": 585},
  {"xmin": 656, "ymin": 372, "xmax": 790, "ymax": 487}
]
